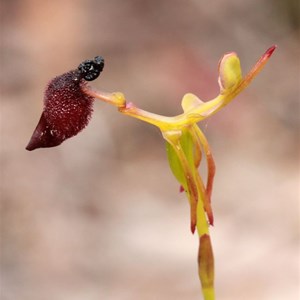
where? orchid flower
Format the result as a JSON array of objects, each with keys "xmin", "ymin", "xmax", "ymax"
[{"xmin": 26, "ymin": 46, "xmax": 276, "ymax": 300}]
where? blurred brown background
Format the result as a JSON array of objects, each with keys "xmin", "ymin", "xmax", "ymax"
[{"xmin": 1, "ymin": 0, "xmax": 299, "ymax": 299}]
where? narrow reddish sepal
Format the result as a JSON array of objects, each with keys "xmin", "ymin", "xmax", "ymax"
[
  {"xmin": 205, "ymin": 203, "xmax": 214, "ymax": 226},
  {"xmin": 265, "ymin": 45, "xmax": 277, "ymax": 57},
  {"xmin": 26, "ymin": 70, "xmax": 94, "ymax": 151},
  {"xmin": 191, "ymin": 221, "xmax": 196, "ymax": 234}
]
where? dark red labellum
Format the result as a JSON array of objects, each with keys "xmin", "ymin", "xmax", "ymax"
[
  {"xmin": 26, "ymin": 70, "xmax": 94, "ymax": 151},
  {"xmin": 26, "ymin": 56, "xmax": 105, "ymax": 151}
]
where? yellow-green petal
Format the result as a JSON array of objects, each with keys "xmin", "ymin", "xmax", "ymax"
[
  {"xmin": 181, "ymin": 93, "xmax": 204, "ymax": 113},
  {"xmin": 218, "ymin": 52, "xmax": 242, "ymax": 94}
]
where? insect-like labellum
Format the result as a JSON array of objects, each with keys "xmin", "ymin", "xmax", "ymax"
[{"xmin": 26, "ymin": 56, "xmax": 104, "ymax": 151}]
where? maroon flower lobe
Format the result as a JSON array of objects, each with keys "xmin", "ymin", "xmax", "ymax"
[{"xmin": 26, "ymin": 56, "xmax": 104, "ymax": 151}]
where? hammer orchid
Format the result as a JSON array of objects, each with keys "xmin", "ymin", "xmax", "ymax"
[{"xmin": 27, "ymin": 46, "xmax": 276, "ymax": 300}]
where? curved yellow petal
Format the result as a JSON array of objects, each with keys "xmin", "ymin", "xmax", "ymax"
[{"xmin": 181, "ymin": 93, "xmax": 204, "ymax": 113}]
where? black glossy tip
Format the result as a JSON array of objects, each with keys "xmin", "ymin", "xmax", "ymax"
[{"xmin": 78, "ymin": 56, "xmax": 104, "ymax": 81}]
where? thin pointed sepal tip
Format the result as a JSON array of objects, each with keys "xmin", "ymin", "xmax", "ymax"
[
  {"xmin": 266, "ymin": 45, "xmax": 277, "ymax": 56},
  {"xmin": 191, "ymin": 222, "xmax": 196, "ymax": 234}
]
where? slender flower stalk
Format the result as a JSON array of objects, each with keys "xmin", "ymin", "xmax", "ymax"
[{"xmin": 27, "ymin": 46, "xmax": 276, "ymax": 300}]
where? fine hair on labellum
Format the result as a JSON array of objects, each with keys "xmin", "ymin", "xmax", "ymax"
[{"xmin": 26, "ymin": 56, "xmax": 104, "ymax": 151}]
